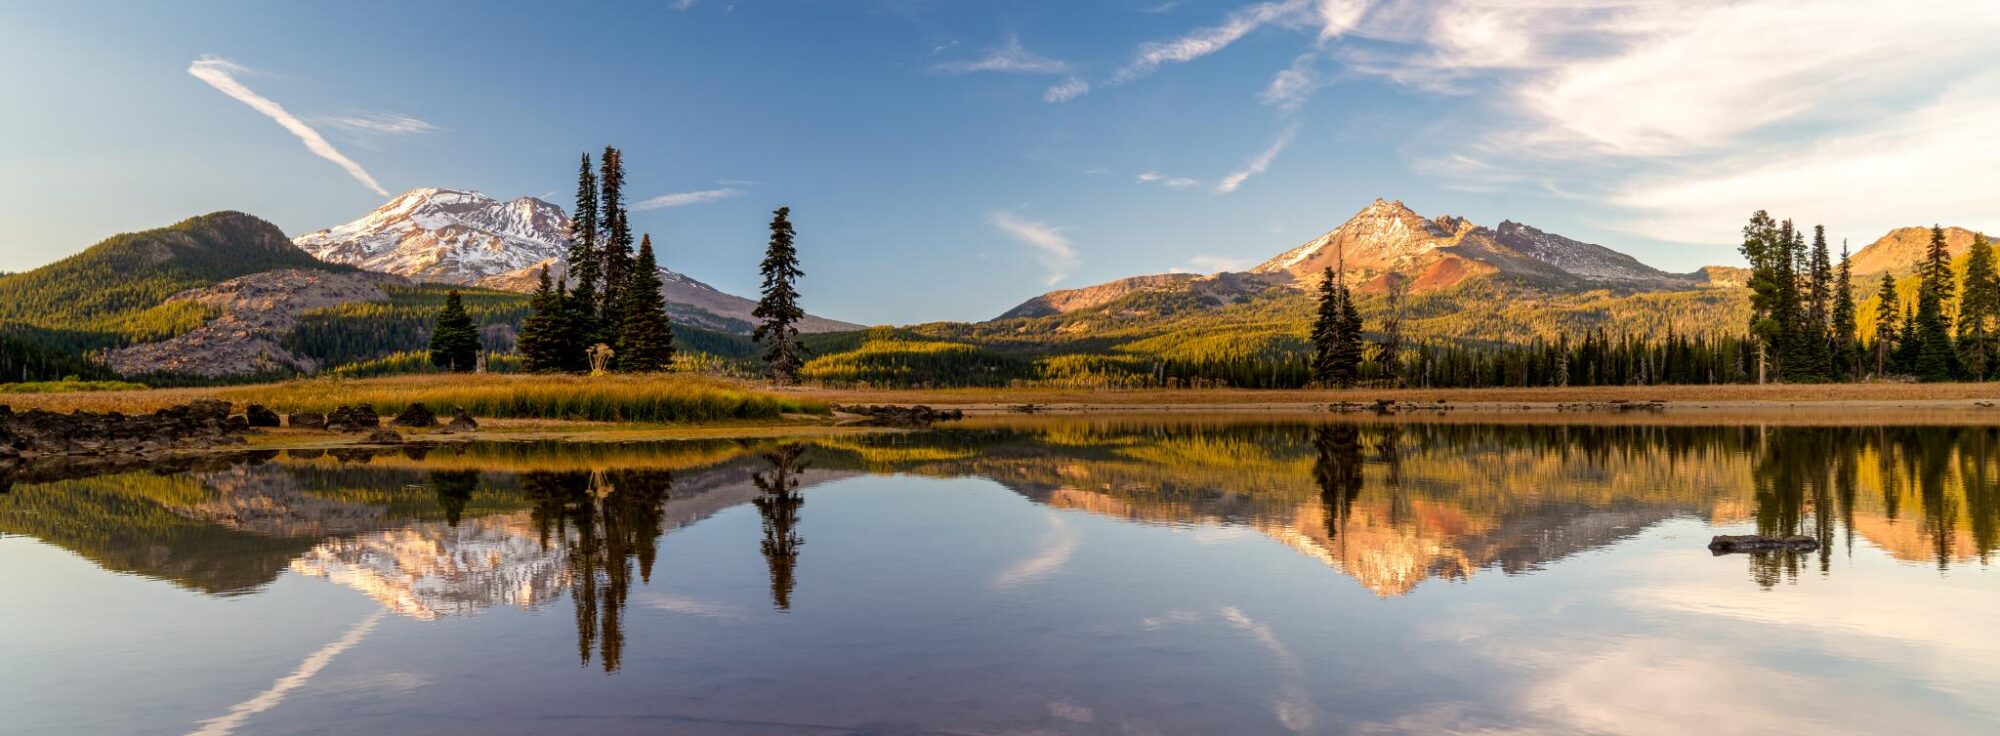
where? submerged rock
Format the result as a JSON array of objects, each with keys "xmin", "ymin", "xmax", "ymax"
[
  {"xmin": 1708, "ymin": 535, "xmax": 1820, "ymax": 554},
  {"xmin": 437, "ymin": 407, "xmax": 479, "ymax": 434},
  {"xmin": 362, "ymin": 428, "xmax": 405, "ymax": 445}
]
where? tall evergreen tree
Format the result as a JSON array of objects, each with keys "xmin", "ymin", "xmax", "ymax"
[
  {"xmin": 1739, "ymin": 211, "xmax": 1785, "ymax": 381},
  {"xmin": 752, "ymin": 207, "xmax": 806, "ymax": 384},
  {"xmin": 1374, "ymin": 275, "xmax": 1407, "ymax": 386},
  {"xmin": 1874, "ymin": 272, "xmax": 1901, "ymax": 377},
  {"xmin": 1911, "ymin": 224, "xmax": 1961, "ymax": 380},
  {"xmin": 1831, "ymin": 239, "xmax": 1857, "ymax": 379},
  {"xmin": 597, "ymin": 146, "xmax": 634, "ymax": 329},
  {"xmin": 1958, "ymin": 234, "xmax": 1999, "ymax": 380},
  {"xmin": 1794, "ymin": 224, "xmax": 1834, "ymax": 380},
  {"xmin": 1310, "ymin": 267, "xmax": 1338, "ymax": 385},
  {"xmin": 519, "ymin": 267, "xmax": 568, "ymax": 372},
  {"xmin": 1331, "ymin": 274, "xmax": 1364, "ymax": 388},
  {"xmin": 614, "ymin": 234, "xmax": 676, "ymax": 372},
  {"xmin": 565, "ymin": 153, "xmax": 603, "ymax": 352},
  {"xmin": 427, "ymin": 289, "xmax": 481, "ymax": 372}
]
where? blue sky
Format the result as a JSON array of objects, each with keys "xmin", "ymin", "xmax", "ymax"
[{"xmin": 2, "ymin": 1, "xmax": 1995, "ymax": 324}]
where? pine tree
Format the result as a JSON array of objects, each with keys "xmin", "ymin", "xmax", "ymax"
[
  {"xmin": 1912, "ymin": 224, "xmax": 1961, "ymax": 381},
  {"xmin": 1310, "ymin": 267, "xmax": 1338, "ymax": 385},
  {"xmin": 753, "ymin": 206, "xmax": 807, "ymax": 384},
  {"xmin": 614, "ymin": 234, "xmax": 676, "ymax": 372},
  {"xmin": 1374, "ymin": 275, "xmax": 1406, "ymax": 386},
  {"xmin": 1958, "ymin": 234, "xmax": 1998, "ymax": 380},
  {"xmin": 519, "ymin": 266, "xmax": 568, "ymax": 372},
  {"xmin": 597, "ymin": 146, "xmax": 634, "ymax": 335},
  {"xmin": 1739, "ymin": 211, "xmax": 1786, "ymax": 381},
  {"xmin": 1332, "ymin": 275, "xmax": 1363, "ymax": 387},
  {"xmin": 427, "ymin": 289, "xmax": 481, "ymax": 372},
  {"xmin": 1831, "ymin": 239, "xmax": 1857, "ymax": 379},
  {"xmin": 1874, "ymin": 272, "xmax": 1900, "ymax": 377},
  {"xmin": 1794, "ymin": 224, "xmax": 1833, "ymax": 381},
  {"xmin": 565, "ymin": 153, "xmax": 603, "ymax": 352},
  {"xmin": 555, "ymin": 275, "xmax": 591, "ymax": 373}
]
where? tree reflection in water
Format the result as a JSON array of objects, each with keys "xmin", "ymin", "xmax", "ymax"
[
  {"xmin": 1742, "ymin": 426, "xmax": 2000, "ymax": 587},
  {"xmin": 753, "ymin": 444, "xmax": 808, "ymax": 611},
  {"xmin": 524, "ymin": 469, "xmax": 673, "ymax": 673}
]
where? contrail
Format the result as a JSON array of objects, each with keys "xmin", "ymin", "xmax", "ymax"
[
  {"xmin": 187, "ymin": 55, "xmax": 390, "ymax": 196},
  {"xmin": 187, "ymin": 611, "xmax": 387, "ymax": 736}
]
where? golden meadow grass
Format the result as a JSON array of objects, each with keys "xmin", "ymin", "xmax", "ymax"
[{"xmin": 0, "ymin": 373, "xmax": 828, "ymax": 423}]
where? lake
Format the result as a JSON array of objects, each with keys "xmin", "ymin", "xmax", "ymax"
[{"xmin": 6, "ymin": 414, "xmax": 2000, "ymax": 735}]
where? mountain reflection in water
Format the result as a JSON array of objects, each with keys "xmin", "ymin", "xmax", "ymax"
[
  {"xmin": 6, "ymin": 420, "xmax": 2000, "ymax": 667},
  {"xmin": 3, "ymin": 416, "xmax": 2000, "ymax": 732}
]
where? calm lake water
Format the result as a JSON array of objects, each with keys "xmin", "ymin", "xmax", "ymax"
[{"xmin": 6, "ymin": 415, "xmax": 2000, "ymax": 735}]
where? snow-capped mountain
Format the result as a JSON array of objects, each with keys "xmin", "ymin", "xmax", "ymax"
[
  {"xmin": 295, "ymin": 188, "xmax": 859, "ymax": 333},
  {"xmin": 295, "ymin": 188, "xmax": 570, "ymax": 284}
]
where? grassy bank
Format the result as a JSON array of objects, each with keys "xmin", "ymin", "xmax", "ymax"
[{"xmin": 0, "ymin": 373, "xmax": 829, "ymax": 423}]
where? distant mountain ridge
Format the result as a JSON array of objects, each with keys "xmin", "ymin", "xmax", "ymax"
[
  {"xmin": 1001, "ymin": 199, "xmax": 1705, "ymax": 321},
  {"xmin": 295, "ymin": 188, "xmax": 860, "ymax": 334},
  {"xmin": 1249, "ymin": 198, "xmax": 1689, "ymax": 289}
]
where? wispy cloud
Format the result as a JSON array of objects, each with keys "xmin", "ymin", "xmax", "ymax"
[
  {"xmin": 318, "ymin": 114, "xmax": 439, "ymax": 136},
  {"xmin": 1260, "ymin": 52, "xmax": 1323, "ymax": 112},
  {"xmin": 1216, "ymin": 123, "xmax": 1300, "ymax": 194},
  {"xmin": 634, "ymin": 187, "xmax": 743, "ymax": 210},
  {"xmin": 990, "ymin": 211, "xmax": 1080, "ymax": 286},
  {"xmin": 1112, "ymin": 0, "xmax": 1312, "ymax": 84},
  {"xmin": 187, "ymin": 55, "xmax": 389, "ymax": 196},
  {"xmin": 1325, "ymin": 0, "xmax": 2000, "ymax": 244},
  {"xmin": 1610, "ymin": 72, "xmax": 2000, "ymax": 244},
  {"xmin": 1044, "ymin": 76, "xmax": 1091, "ymax": 103},
  {"xmin": 1137, "ymin": 172, "xmax": 1200, "ymax": 189},
  {"xmin": 935, "ymin": 36, "xmax": 1069, "ymax": 75}
]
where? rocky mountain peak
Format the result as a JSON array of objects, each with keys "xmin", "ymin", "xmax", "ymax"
[{"xmin": 1847, "ymin": 225, "xmax": 1986, "ymax": 276}]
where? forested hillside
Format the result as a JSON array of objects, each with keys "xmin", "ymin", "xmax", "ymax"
[{"xmin": 0, "ymin": 212, "xmax": 346, "ymax": 356}]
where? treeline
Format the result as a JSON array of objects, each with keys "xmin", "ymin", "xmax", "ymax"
[
  {"xmin": 1744, "ymin": 213, "xmax": 1997, "ymax": 382},
  {"xmin": 0, "ymin": 328, "xmax": 118, "ymax": 382}
]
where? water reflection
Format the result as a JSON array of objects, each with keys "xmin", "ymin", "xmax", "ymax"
[
  {"xmin": 15, "ymin": 418, "xmax": 2000, "ymax": 733},
  {"xmin": 5, "ymin": 422, "xmax": 2000, "ymax": 645},
  {"xmin": 752, "ymin": 444, "xmax": 808, "ymax": 610},
  {"xmin": 519, "ymin": 469, "xmax": 673, "ymax": 671}
]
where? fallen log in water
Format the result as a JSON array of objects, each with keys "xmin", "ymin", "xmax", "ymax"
[{"xmin": 1708, "ymin": 534, "xmax": 1820, "ymax": 554}]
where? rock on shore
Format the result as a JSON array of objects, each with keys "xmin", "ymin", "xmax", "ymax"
[{"xmin": 0, "ymin": 400, "xmax": 250, "ymax": 466}]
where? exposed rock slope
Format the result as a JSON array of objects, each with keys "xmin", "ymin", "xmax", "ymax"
[{"xmin": 103, "ymin": 269, "xmax": 408, "ymax": 377}]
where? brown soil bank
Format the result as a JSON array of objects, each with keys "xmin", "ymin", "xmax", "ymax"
[{"xmin": 793, "ymin": 382, "xmax": 2000, "ymax": 411}]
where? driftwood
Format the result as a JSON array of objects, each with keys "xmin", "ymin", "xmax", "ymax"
[
  {"xmin": 833, "ymin": 404, "xmax": 964, "ymax": 427},
  {"xmin": 1708, "ymin": 534, "xmax": 1820, "ymax": 554}
]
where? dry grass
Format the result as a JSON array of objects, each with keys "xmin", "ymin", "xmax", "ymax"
[{"xmin": 0, "ymin": 373, "xmax": 828, "ymax": 423}]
